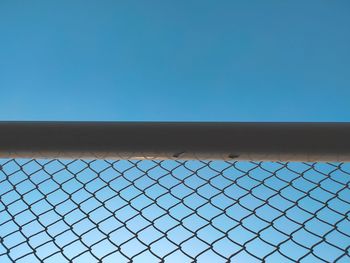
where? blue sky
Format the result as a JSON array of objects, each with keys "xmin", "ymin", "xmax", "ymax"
[{"xmin": 0, "ymin": 1, "xmax": 349, "ymax": 121}]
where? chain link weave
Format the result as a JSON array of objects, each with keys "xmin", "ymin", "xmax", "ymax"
[{"xmin": 0, "ymin": 159, "xmax": 349, "ymax": 262}]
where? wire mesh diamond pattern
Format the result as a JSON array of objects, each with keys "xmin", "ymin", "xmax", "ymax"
[{"xmin": 0, "ymin": 159, "xmax": 349, "ymax": 262}]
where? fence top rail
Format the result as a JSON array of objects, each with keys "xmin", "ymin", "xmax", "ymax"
[{"xmin": 0, "ymin": 121, "xmax": 349, "ymax": 161}]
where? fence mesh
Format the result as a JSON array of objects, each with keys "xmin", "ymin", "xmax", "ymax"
[{"xmin": 0, "ymin": 159, "xmax": 349, "ymax": 263}]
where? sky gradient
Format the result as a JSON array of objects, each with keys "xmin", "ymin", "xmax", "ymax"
[{"xmin": 0, "ymin": 1, "xmax": 349, "ymax": 121}]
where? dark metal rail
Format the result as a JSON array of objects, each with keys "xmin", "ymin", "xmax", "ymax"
[{"xmin": 0, "ymin": 122, "xmax": 349, "ymax": 161}]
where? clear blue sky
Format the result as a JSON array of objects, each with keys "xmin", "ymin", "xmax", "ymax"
[{"xmin": 0, "ymin": 1, "xmax": 349, "ymax": 121}]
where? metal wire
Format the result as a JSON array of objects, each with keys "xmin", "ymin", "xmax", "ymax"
[{"xmin": 0, "ymin": 159, "xmax": 349, "ymax": 262}]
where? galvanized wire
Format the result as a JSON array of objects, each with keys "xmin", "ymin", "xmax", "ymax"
[{"xmin": 0, "ymin": 159, "xmax": 349, "ymax": 262}]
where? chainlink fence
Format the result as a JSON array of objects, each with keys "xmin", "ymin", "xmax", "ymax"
[{"xmin": 0, "ymin": 159, "xmax": 349, "ymax": 263}]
